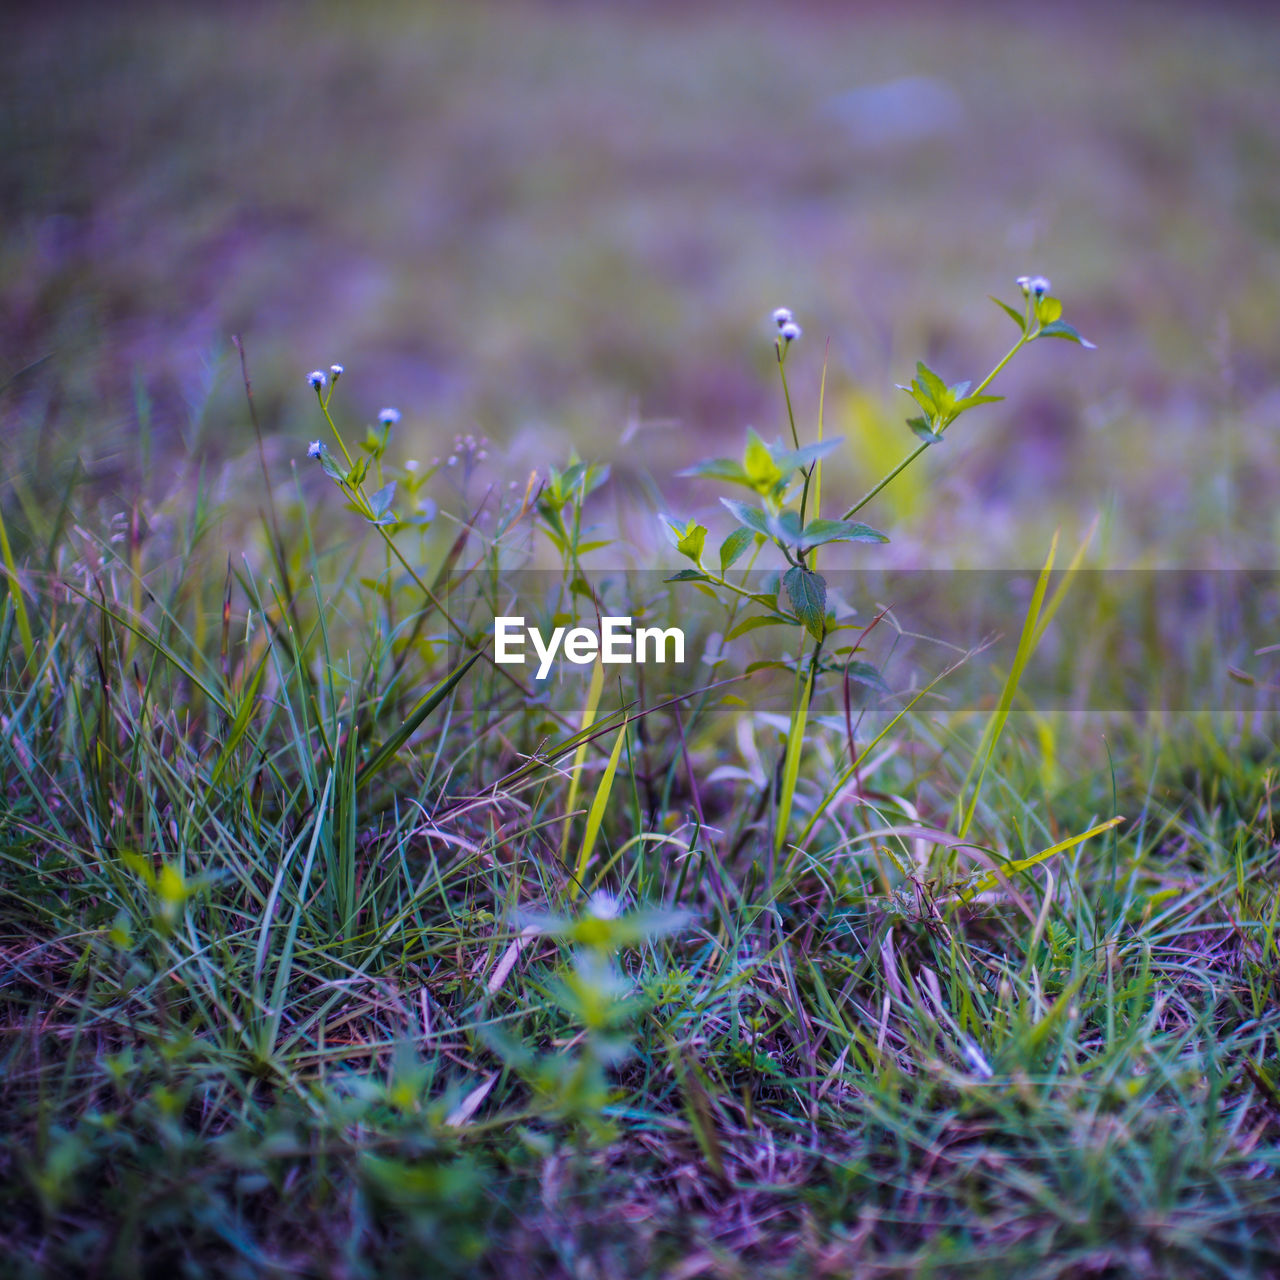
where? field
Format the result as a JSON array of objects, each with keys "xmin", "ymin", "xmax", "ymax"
[{"xmin": 3, "ymin": 3, "xmax": 1280, "ymax": 1276}]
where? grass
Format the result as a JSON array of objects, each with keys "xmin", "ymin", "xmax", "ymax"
[
  {"xmin": 5, "ymin": 3, "xmax": 1280, "ymax": 1275},
  {"xmin": 3, "ymin": 338, "xmax": 1280, "ymax": 1276}
]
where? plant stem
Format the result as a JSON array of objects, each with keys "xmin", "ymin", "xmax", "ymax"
[{"xmin": 839, "ymin": 333, "xmax": 1029, "ymax": 522}]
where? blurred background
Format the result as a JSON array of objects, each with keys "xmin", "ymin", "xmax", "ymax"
[{"xmin": 3, "ymin": 0, "xmax": 1280, "ymax": 569}]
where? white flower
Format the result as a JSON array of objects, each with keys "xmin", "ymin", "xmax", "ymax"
[
  {"xmin": 587, "ymin": 890, "xmax": 619, "ymax": 919},
  {"xmin": 329, "ymin": 363, "xmax": 344, "ymax": 378},
  {"xmin": 404, "ymin": 459, "xmax": 419, "ymax": 472},
  {"xmin": 307, "ymin": 440, "xmax": 323, "ymax": 459},
  {"xmin": 1029, "ymin": 275, "xmax": 1051, "ymax": 296},
  {"xmin": 378, "ymin": 407, "xmax": 401, "ymax": 427},
  {"xmin": 779, "ymin": 320, "xmax": 802, "ymax": 343},
  {"xmin": 1016, "ymin": 275, "xmax": 1032, "ymax": 293},
  {"xmin": 307, "ymin": 369, "xmax": 327, "ymax": 390},
  {"xmin": 772, "ymin": 307, "xmax": 794, "ymax": 328}
]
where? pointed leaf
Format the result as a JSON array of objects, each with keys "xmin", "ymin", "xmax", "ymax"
[
  {"xmin": 744, "ymin": 429, "xmax": 783, "ymax": 492},
  {"xmin": 675, "ymin": 521, "xmax": 706, "ymax": 562},
  {"xmin": 798, "ymin": 518, "xmax": 889, "ymax": 550},
  {"xmin": 1037, "ymin": 320, "xmax": 1096, "ymax": 349},
  {"xmin": 783, "ymin": 567, "xmax": 827, "ymax": 639},
  {"xmin": 772, "ymin": 437, "xmax": 843, "ymax": 473},
  {"xmin": 720, "ymin": 498, "xmax": 774, "ymax": 539},
  {"xmin": 370, "ymin": 481, "xmax": 397, "ymax": 520},
  {"xmin": 770, "ymin": 509, "xmax": 803, "ymax": 545},
  {"xmin": 726, "ymin": 613, "xmax": 796, "ymax": 640},
  {"xmin": 679, "ymin": 458, "xmax": 752, "ymax": 486},
  {"xmin": 355, "ymin": 651, "xmax": 481, "ymax": 791},
  {"xmin": 719, "ymin": 526, "xmax": 756, "ymax": 571},
  {"xmin": 915, "ymin": 361, "xmax": 948, "ymax": 404},
  {"xmin": 908, "ymin": 415, "xmax": 940, "ymax": 444},
  {"xmin": 990, "ymin": 295, "xmax": 1028, "ymax": 331},
  {"xmin": 951, "ymin": 393, "xmax": 1005, "ymax": 412},
  {"xmin": 898, "ymin": 383, "xmax": 934, "ymax": 414}
]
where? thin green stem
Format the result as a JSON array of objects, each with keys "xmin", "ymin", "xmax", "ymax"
[
  {"xmin": 316, "ymin": 393, "xmax": 354, "ymax": 469},
  {"xmin": 839, "ymin": 332, "xmax": 1029, "ymax": 522},
  {"xmin": 777, "ymin": 350, "xmax": 801, "ymax": 452}
]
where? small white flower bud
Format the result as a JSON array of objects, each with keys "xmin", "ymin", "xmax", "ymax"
[
  {"xmin": 404, "ymin": 459, "xmax": 419, "ymax": 472},
  {"xmin": 771, "ymin": 307, "xmax": 794, "ymax": 328},
  {"xmin": 307, "ymin": 440, "xmax": 323, "ymax": 459},
  {"xmin": 779, "ymin": 320, "xmax": 802, "ymax": 343},
  {"xmin": 1016, "ymin": 276, "xmax": 1032, "ymax": 294},
  {"xmin": 446, "ymin": 455, "xmax": 458, "ymax": 467},
  {"xmin": 307, "ymin": 369, "xmax": 327, "ymax": 390},
  {"xmin": 1029, "ymin": 275, "xmax": 1051, "ymax": 296},
  {"xmin": 378, "ymin": 407, "xmax": 401, "ymax": 427},
  {"xmin": 329, "ymin": 363, "xmax": 344, "ymax": 379},
  {"xmin": 588, "ymin": 890, "xmax": 619, "ymax": 919}
]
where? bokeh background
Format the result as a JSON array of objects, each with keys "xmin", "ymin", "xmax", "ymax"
[{"xmin": 4, "ymin": 0, "xmax": 1280, "ymax": 568}]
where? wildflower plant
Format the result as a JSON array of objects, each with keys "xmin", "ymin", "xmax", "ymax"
[{"xmin": 661, "ymin": 280, "xmax": 1094, "ymax": 850}]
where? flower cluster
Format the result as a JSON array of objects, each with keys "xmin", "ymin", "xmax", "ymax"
[{"xmin": 772, "ymin": 306, "xmax": 802, "ymax": 344}]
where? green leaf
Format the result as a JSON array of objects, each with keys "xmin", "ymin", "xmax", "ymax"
[
  {"xmin": 1037, "ymin": 320, "xmax": 1096, "ymax": 349},
  {"xmin": 719, "ymin": 526, "xmax": 756, "ymax": 571},
  {"xmin": 583, "ymin": 462, "xmax": 610, "ymax": 496},
  {"xmin": 990, "ymin": 295, "xmax": 1027, "ymax": 330},
  {"xmin": 743, "ymin": 429, "xmax": 783, "ymax": 493},
  {"xmin": 908, "ymin": 416, "xmax": 941, "ymax": 443},
  {"xmin": 679, "ymin": 457, "xmax": 751, "ymax": 486},
  {"xmin": 349, "ymin": 456, "xmax": 370, "ymax": 488},
  {"xmin": 798, "ymin": 518, "xmax": 889, "ymax": 550},
  {"xmin": 772, "ymin": 437, "xmax": 843, "ymax": 473},
  {"xmin": 770, "ymin": 509, "xmax": 803, "ymax": 545},
  {"xmin": 915, "ymin": 361, "xmax": 948, "ymax": 405},
  {"xmin": 574, "ymin": 724, "xmax": 628, "ymax": 887},
  {"xmin": 897, "ymin": 382, "xmax": 934, "ymax": 414},
  {"xmin": 1036, "ymin": 296, "xmax": 1063, "ymax": 325},
  {"xmin": 319, "ymin": 452, "xmax": 346, "ymax": 482},
  {"xmin": 783, "ymin": 567, "xmax": 827, "ymax": 639},
  {"xmin": 720, "ymin": 498, "xmax": 773, "ymax": 539},
  {"xmin": 356, "ymin": 652, "xmax": 481, "ymax": 791},
  {"xmin": 675, "ymin": 521, "xmax": 706, "ymax": 563},
  {"xmin": 665, "ymin": 568, "xmax": 712, "ymax": 582},
  {"xmin": 369, "ymin": 481, "xmax": 396, "ymax": 521},
  {"xmin": 726, "ymin": 613, "xmax": 796, "ymax": 640},
  {"xmin": 952, "ymin": 393, "xmax": 1004, "ymax": 413}
]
